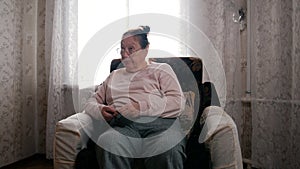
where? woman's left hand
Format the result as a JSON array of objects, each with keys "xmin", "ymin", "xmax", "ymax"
[{"xmin": 118, "ymin": 101, "xmax": 140, "ymax": 119}]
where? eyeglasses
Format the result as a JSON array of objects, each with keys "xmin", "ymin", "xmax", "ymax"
[{"xmin": 117, "ymin": 47, "xmax": 142, "ymax": 55}]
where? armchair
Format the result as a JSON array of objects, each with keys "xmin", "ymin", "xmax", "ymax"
[{"xmin": 53, "ymin": 57, "xmax": 242, "ymax": 169}]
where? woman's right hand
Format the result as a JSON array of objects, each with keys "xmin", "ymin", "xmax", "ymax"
[{"xmin": 101, "ymin": 105, "xmax": 117, "ymax": 122}]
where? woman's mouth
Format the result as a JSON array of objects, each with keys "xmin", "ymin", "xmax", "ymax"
[{"xmin": 122, "ymin": 58, "xmax": 133, "ymax": 66}]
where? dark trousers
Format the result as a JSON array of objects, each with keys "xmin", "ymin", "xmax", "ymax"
[{"xmin": 95, "ymin": 117, "xmax": 186, "ymax": 169}]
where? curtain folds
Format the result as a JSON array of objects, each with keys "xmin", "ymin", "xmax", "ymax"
[
  {"xmin": 45, "ymin": 0, "xmax": 78, "ymax": 159},
  {"xmin": 188, "ymin": 0, "xmax": 248, "ymax": 162},
  {"xmin": 189, "ymin": 0, "xmax": 243, "ymax": 127}
]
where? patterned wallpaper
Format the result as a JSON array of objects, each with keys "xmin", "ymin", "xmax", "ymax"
[
  {"xmin": 251, "ymin": 0, "xmax": 300, "ymax": 168},
  {"xmin": 36, "ymin": 0, "xmax": 48, "ymax": 154},
  {"xmin": 190, "ymin": 0, "xmax": 300, "ymax": 168},
  {"xmin": 0, "ymin": 0, "xmax": 47, "ymax": 167},
  {"xmin": 0, "ymin": 0, "xmax": 25, "ymax": 166}
]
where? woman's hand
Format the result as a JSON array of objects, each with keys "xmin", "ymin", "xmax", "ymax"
[
  {"xmin": 118, "ymin": 102, "xmax": 140, "ymax": 119},
  {"xmin": 101, "ymin": 105, "xmax": 117, "ymax": 122}
]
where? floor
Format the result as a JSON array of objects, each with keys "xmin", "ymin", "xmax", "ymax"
[
  {"xmin": 0, "ymin": 154, "xmax": 257, "ymax": 169},
  {"xmin": 1, "ymin": 154, "xmax": 53, "ymax": 169}
]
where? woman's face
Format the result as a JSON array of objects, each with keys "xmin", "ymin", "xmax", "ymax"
[{"xmin": 120, "ymin": 36, "xmax": 148, "ymax": 71}]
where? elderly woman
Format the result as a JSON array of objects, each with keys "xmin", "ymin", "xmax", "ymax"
[{"xmin": 84, "ymin": 26, "xmax": 186, "ymax": 169}]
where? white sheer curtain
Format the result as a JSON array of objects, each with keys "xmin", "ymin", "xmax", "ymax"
[
  {"xmin": 79, "ymin": 0, "xmax": 185, "ymax": 87},
  {"xmin": 188, "ymin": 0, "xmax": 246, "ymax": 159},
  {"xmin": 45, "ymin": 0, "xmax": 78, "ymax": 158}
]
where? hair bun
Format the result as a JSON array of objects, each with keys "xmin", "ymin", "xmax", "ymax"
[{"xmin": 139, "ymin": 25, "xmax": 150, "ymax": 34}]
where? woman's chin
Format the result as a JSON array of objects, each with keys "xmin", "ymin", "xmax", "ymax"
[
  {"xmin": 122, "ymin": 62, "xmax": 133, "ymax": 71},
  {"xmin": 122, "ymin": 61, "xmax": 131, "ymax": 67}
]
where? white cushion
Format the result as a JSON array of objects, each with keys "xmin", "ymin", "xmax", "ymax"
[
  {"xmin": 199, "ymin": 106, "xmax": 243, "ymax": 169},
  {"xmin": 54, "ymin": 113, "xmax": 93, "ymax": 169}
]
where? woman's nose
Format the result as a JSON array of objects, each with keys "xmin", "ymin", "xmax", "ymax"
[
  {"xmin": 121, "ymin": 52, "xmax": 130, "ymax": 58},
  {"xmin": 120, "ymin": 49, "xmax": 131, "ymax": 58}
]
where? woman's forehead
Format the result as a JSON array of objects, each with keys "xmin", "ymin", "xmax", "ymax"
[{"xmin": 121, "ymin": 36, "xmax": 139, "ymax": 46}]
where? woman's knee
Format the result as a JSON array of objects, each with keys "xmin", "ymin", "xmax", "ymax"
[{"xmin": 96, "ymin": 128, "xmax": 141, "ymax": 157}]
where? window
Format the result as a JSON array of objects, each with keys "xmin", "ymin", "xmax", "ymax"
[{"xmin": 78, "ymin": 0, "xmax": 185, "ymax": 88}]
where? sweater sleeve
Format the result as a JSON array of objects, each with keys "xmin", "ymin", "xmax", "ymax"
[{"xmin": 83, "ymin": 75, "xmax": 110, "ymax": 120}]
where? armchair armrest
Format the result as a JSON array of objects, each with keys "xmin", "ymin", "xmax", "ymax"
[
  {"xmin": 54, "ymin": 113, "xmax": 93, "ymax": 169},
  {"xmin": 199, "ymin": 106, "xmax": 243, "ymax": 169}
]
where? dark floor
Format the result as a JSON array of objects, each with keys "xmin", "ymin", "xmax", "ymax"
[
  {"xmin": 1, "ymin": 154, "xmax": 53, "ymax": 169},
  {"xmin": 0, "ymin": 154, "xmax": 258, "ymax": 169}
]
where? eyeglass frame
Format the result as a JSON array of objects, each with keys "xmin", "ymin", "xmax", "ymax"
[{"xmin": 117, "ymin": 47, "xmax": 142, "ymax": 56}]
